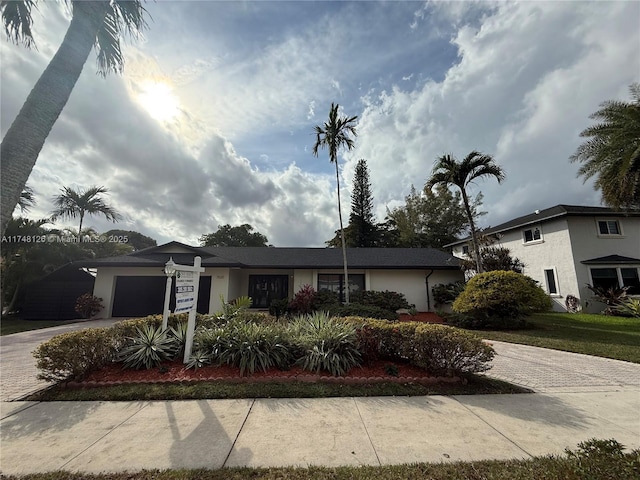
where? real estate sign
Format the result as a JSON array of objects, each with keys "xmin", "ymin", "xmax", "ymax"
[{"xmin": 174, "ymin": 271, "xmax": 196, "ymax": 313}]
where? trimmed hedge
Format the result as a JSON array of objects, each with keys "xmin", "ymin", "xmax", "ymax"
[
  {"xmin": 349, "ymin": 290, "xmax": 411, "ymax": 312},
  {"xmin": 452, "ymin": 271, "xmax": 552, "ymax": 329},
  {"xmin": 33, "ymin": 328, "xmax": 118, "ymax": 382},
  {"xmin": 341, "ymin": 316, "xmax": 494, "ymax": 376}
]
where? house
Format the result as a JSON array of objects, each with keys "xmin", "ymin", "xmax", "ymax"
[
  {"xmin": 80, "ymin": 242, "xmax": 464, "ymax": 318},
  {"xmin": 446, "ymin": 205, "xmax": 640, "ymax": 312}
]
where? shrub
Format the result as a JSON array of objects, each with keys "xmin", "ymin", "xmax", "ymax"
[
  {"xmin": 452, "ymin": 271, "xmax": 552, "ymax": 329},
  {"xmin": 74, "ymin": 293, "xmax": 103, "ymax": 319},
  {"xmin": 210, "ymin": 320, "xmax": 292, "ymax": 375},
  {"xmin": 33, "ymin": 328, "xmax": 117, "ymax": 382},
  {"xmin": 314, "ymin": 289, "xmax": 341, "ymax": 311},
  {"xmin": 432, "ymin": 282, "xmax": 466, "ymax": 307},
  {"xmin": 119, "ymin": 324, "xmax": 177, "ymax": 370},
  {"xmin": 329, "ymin": 303, "xmax": 399, "ymax": 320},
  {"xmin": 350, "ymin": 290, "xmax": 411, "ymax": 312},
  {"xmin": 615, "ymin": 298, "xmax": 640, "ymax": 318},
  {"xmin": 340, "ymin": 316, "xmax": 419, "ymax": 361},
  {"xmin": 587, "ymin": 284, "xmax": 630, "ymax": 315},
  {"xmin": 185, "ymin": 350, "xmax": 212, "ymax": 370},
  {"xmin": 289, "ymin": 284, "xmax": 317, "ymax": 314},
  {"xmin": 292, "ymin": 312, "xmax": 362, "ymax": 376},
  {"xmin": 269, "ymin": 298, "xmax": 290, "ymax": 320},
  {"xmin": 410, "ymin": 324, "xmax": 495, "ymax": 376}
]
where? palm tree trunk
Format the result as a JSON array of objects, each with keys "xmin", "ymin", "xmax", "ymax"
[
  {"xmin": 335, "ymin": 162, "xmax": 349, "ymax": 303},
  {"xmin": 0, "ymin": 1, "xmax": 110, "ymax": 235},
  {"xmin": 78, "ymin": 213, "xmax": 84, "ymax": 242},
  {"xmin": 461, "ymin": 189, "xmax": 483, "ymax": 274}
]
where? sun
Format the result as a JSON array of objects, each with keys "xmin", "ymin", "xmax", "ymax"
[{"xmin": 137, "ymin": 81, "xmax": 179, "ymax": 121}]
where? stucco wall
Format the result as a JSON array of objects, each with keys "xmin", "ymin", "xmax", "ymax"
[
  {"xmin": 567, "ymin": 216, "xmax": 640, "ymax": 312},
  {"xmin": 368, "ymin": 269, "xmax": 463, "ymax": 312}
]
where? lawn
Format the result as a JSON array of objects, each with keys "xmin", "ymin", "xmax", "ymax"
[
  {"xmin": 477, "ymin": 312, "xmax": 640, "ymax": 363},
  {"xmin": 0, "ymin": 317, "xmax": 80, "ymax": 336}
]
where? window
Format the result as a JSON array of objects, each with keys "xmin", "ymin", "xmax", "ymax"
[
  {"xmin": 462, "ymin": 245, "xmax": 469, "ymax": 255},
  {"xmin": 544, "ymin": 269, "xmax": 558, "ymax": 295},
  {"xmin": 590, "ymin": 267, "xmax": 640, "ymax": 295},
  {"xmin": 318, "ymin": 274, "xmax": 365, "ymax": 302},
  {"xmin": 523, "ymin": 226, "xmax": 542, "ymax": 243},
  {"xmin": 597, "ymin": 220, "xmax": 621, "ymax": 235},
  {"xmin": 621, "ymin": 268, "xmax": 640, "ymax": 295}
]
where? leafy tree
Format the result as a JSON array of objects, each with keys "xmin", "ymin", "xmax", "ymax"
[
  {"xmin": 461, "ymin": 245, "xmax": 525, "ymax": 275},
  {"xmin": 50, "ymin": 185, "xmax": 122, "ymax": 235},
  {"xmin": 570, "ymin": 83, "xmax": 640, "ymax": 209},
  {"xmin": 102, "ymin": 229, "xmax": 156, "ymax": 251},
  {"xmin": 385, "ymin": 184, "xmax": 473, "ymax": 248},
  {"xmin": 313, "ymin": 103, "xmax": 358, "ymax": 302},
  {"xmin": 0, "ymin": 0, "xmax": 149, "ymax": 235},
  {"xmin": 199, "ymin": 224, "xmax": 269, "ymax": 247},
  {"xmin": 326, "ymin": 159, "xmax": 379, "ymax": 247},
  {"xmin": 427, "ymin": 151, "xmax": 505, "ymax": 273}
]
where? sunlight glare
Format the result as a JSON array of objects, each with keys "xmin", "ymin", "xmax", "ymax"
[{"xmin": 137, "ymin": 82, "xmax": 179, "ymax": 121}]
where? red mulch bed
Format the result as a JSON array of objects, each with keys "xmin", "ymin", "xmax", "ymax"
[
  {"xmin": 74, "ymin": 358, "xmax": 459, "ymax": 388},
  {"xmin": 69, "ymin": 313, "xmax": 457, "ymax": 388}
]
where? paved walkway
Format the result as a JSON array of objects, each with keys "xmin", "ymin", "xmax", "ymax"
[{"xmin": 0, "ymin": 320, "xmax": 639, "ymax": 475}]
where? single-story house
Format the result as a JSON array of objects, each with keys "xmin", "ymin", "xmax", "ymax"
[
  {"xmin": 446, "ymin": 205, "xmax": 640, "ymax": 313},
  {"xmin": 80, "ymin": 241, "xmax": 464, "ymax": 318}
]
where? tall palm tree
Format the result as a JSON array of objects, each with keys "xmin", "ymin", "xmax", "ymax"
[
  {"xmin": 427, "ymin": 151, "xmax": 505, "ymax": 274},
  {"xmin": 50, "ymin": 185, "xmax": 122, "ymax": 236},
  {"xmin": 570, "ymin": 83, "xmax": 640, "ymax": 209},
  {"xmin": 312, "ymin": 103, "xmax": 358, "ymax": 303},
  {"xmin": 17, "ymin": 185, "xmax": 36, "ymax": 213},
  {"xmin": 0, "ymin": 0, "xmax": 148, "ymax": 234}
]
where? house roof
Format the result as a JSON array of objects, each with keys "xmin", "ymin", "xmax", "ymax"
[
  {"xmin": 77, "ymin": 243, "xmax": 461, "ymax": 270},
  {"xmin": 445, "ymin": 204, "xmax": 640, "ymax": 247},
  {"xmin": 581, "ymin": 255, "xmax": 640, "ymax": 265}
]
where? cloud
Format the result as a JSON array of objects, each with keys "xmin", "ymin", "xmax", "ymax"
[{"xmin": 346, "ymin": 0, "xmax": 639, "ymax": 227}]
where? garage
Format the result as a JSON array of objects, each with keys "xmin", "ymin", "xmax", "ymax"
[{"xmin": 112, "ymin": 275, "xmax": 212, "ymax": 318}]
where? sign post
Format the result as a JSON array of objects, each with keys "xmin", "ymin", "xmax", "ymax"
[{"xmin": 162, "ymin": 256, "xmax": 205, "ymax": 363}]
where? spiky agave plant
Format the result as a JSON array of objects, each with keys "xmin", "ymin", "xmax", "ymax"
[{"xmin": 119, "ymin": 325, "xmax": 177, "ymax": 370}]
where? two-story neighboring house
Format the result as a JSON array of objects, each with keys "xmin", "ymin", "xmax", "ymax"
[{"xmin": 446, "ymin": 205, "xmax": 640, "ymax": 313}]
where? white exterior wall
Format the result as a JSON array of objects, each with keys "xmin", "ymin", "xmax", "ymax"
[
  {"xmin": 496, "ymin": 217, "xmax": 577, "ymax": 312},
  {"xmin": 293, "ymin": 269, "xmax": 313, "ymax": 292},
  {"xmin": 567, "ymin": 216, "xmax": 640, "ymax": 312},
  {"xmin": 368, "ymin": 269, "xmax": 463, "ymax": 312}
]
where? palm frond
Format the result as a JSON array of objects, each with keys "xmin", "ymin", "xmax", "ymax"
[{"xmin": 1, "ymin": 0, "xmax": 37, "ymax": 49}]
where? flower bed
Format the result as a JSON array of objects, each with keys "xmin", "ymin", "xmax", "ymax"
[{"xmin": 68, "ymin": 358, "xmax": 461, "ymax": 388}]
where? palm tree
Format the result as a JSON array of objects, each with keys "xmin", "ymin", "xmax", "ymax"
[
  {"xmin": 50, "ymin": 185, "xmax": 122, "ymax": 236},
  {"xmin": 570, "ymin": 83, "xmax": 640, "ymax": 209},
  {"xmin": 427, "ymin": 151, "xmax": 505, "ymax": 274},
  {"xmin": 0, "ymin": 0, "xmax": 148, "ymax": 235},
  {"xmin": 17, "ymin": 185, "xmax": 36, "ymax": 213},
  {"xmin": 312, "ymin": 103, "xmax": 358, "ymax": 303}
]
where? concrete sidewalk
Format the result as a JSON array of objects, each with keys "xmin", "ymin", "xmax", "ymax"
[
  {"xmin": 1, "ymin": 391, "xmax": 639, "ymax": 475},
  {"xmin": 1, "ymin": 320, "xmax": 639, "ymax": 474}
]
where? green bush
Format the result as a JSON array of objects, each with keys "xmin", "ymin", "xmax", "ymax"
[
  {"xmin": 119, "ymin": 324, "xmax": 178, "ymax": 370},
  {"xmin": 33, "ymin": 328, "xmax": 117, "ymax": 382},
  {"xmin": 209, "ymin": 320, "xmax": 292, "ymax": 375},
  {"xmin": 292, "ymin": 312, "xmax": 362, "ymax": 376},
  {"xmin": 432, "ymin": 281, "xmax": 466, "ymax": 307},
  {"xmin": 350, "ymin": 290, "xmax": 411, "ymax": 312},
  {"xmin": 452, "ymin": 271, "xmax": 552, "ymax": 329},
  {"xmin": 410, "ymin": 324, "xmax": 495, "ymax": 376},
  {"xmin": 329, "ymin": 303, "xmax": 399, "ymax": 320}
]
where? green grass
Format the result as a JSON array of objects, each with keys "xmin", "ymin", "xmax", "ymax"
[
  {"xmin": 2, "ymin": 446, "xmax": 638, "ymax": 479},
  {"xmin": 477, "ymin": 312, "xmax": 640, "ymax": 363},
  {"xmin": 30, "ymin": 375, "xmax": 527, "ymax": 402},
  {"xmin": 0, "ymin": 317, "xmax": 80, "ymax": 336}
]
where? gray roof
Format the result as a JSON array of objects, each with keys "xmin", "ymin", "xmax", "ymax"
[
  {"xmin": 446, "ymin": 204, "xmax": 640, "ymax": 247},
  {"xmin": 78, "ymin": 242, "xmax": 461, "ymax": 270},
  {"xmin": 581, "ymin": 255, "xmax": 640, "ymax": 265}
]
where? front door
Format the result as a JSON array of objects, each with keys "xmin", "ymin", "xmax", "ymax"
[{"xmin": 248, "ymin": 275, "xmax": 289, "ymax": 308}]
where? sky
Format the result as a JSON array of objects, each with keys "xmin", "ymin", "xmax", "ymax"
[{"xmin": 1, "ymin": 0, "xmax": 639, "ymax": 247}]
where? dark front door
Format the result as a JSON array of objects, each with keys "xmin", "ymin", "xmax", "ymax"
[{"xmin": 248, "ymin": 275, "xmax": 289, "ymax": 308}]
